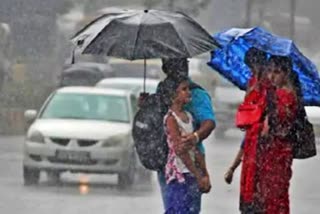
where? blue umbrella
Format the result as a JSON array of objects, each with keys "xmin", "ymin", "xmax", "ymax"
[{"xmin": 208, "ymin": 26, "xmax": 320, "ymax": 106}]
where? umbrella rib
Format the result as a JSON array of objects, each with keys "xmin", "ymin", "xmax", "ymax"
[
  {"xmin": 170, "ymin": 25, "xmax": 191, "ymax": 55},
  {"xmin": 131, "ymin": 14, "xmax": 144, "ymax": 60},
  {"xmin": 152, "ymin": 13, "xmax": 191, "ymax": 56},
  {"xmin": 82, "ymin": 15, "xmax": 135, "ymax": 56}
]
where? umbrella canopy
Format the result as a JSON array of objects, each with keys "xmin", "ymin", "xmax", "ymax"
[
  {"xmin": 71, "ymin": 9, "xmax": 217, "ymax": 60},
  {"xmin": 208, "ymin": 27, "xmax": 320, "ymax": 106}
]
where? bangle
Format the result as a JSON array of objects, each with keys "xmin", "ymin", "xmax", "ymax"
[{"xmin": 193, "ymin": 132, "xmax": 200, "ymax": 143}]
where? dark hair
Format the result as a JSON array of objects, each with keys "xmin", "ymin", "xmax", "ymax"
[
  {"xmin": 269, "ymin": 55, "xmax": 302, "ymax": 99},
  {"xmin": 161, "ymin": 58, "xmax": 188, "ymax": 78},
  {"xmin": 269, "ymin": 55, "xmax": 293, "ymax": 74},
  {"xmin": 289, "ymin": 71, "xmax": 302, "ymax": 99},
  {"xmin": 160, "ymin": 75, "xmax": 189, "ymax": 106},
  {"xmin": 244, "ymin": 47, "xmax": 268, "ymax": 69}
]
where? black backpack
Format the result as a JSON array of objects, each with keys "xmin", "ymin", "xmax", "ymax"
[
  {"xmin": 291, "ymin": 105, "xmax": 317, "ymax": 159},
  {"xmin": 132, "ymin": 93, "xmax": 168, "ymax": 171},
  {"xmin": 132, "ymin": 81, "xmax": 203, "ymax": 171},
  {"xmin": 268, "ymin": 92, "xmax": 317, "ymax": 160}
]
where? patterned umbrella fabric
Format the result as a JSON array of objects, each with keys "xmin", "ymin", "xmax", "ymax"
[
  {"xmin": 208, "ymin": 27, "xmax": 320, "ymax": 106},
  {"xmin": 72, "ymin": 9, "xmax": 217, "ymax": 60}
]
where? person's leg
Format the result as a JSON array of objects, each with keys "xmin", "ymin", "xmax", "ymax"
[
  {"xmin": 165, "ymin": 174, "xmax": 202, "ymax": 214},
  {"xmin": 165, "ymin": 179, "xmax": 188, "ymax": 214},
  {"xmin": 184, "ymin": 173, "xmax": 202, "ymax": 214},
  {"xmin": 157, "ymin": 170, "xmax": 169, "ymax": 210}
]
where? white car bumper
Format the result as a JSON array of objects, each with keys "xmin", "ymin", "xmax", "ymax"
[{"xmin": 23, "ymin": 141, "xmax": 132, "ymax": 174}]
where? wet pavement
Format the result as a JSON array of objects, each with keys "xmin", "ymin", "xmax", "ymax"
[{"xmin": 0, "ymin": 131, "xmax": 319, "ymax": 214}]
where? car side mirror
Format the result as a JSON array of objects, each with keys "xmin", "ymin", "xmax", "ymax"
[{"xmin": 24, "ymin": 110, "xmax": 37, "ymax": 123}]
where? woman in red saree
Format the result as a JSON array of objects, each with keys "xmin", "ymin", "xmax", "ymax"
[
  {"xmin": 224, "ymin": 48, "xmax": 267, "ymax": 184},
  {"xmin": 239, "ymin": 70, "xmax": 269, "ymax": 213},
  {"xmin": 240, "ymin": 55, "xmax": 298, "ymax": 214}
]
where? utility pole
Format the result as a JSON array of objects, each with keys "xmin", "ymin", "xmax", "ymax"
[{"xmin": 290, "ymin": 0, "xmax": 296, "ymax": 40}]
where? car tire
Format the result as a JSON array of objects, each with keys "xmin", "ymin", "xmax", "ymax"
[
  {"xmin": 23, "ymin": 166, "xmax": 40, "ymax": 186},
  {"xmin": 118, "ymin": 154, "xmax": 136, "ymax": 189},
  {"xmin": 47, "ymin": 171, "xmax": 61, "ymax": 185}
]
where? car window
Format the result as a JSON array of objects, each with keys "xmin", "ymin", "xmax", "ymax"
[
  {"xmin": 41, "ymin": 92, "xmax": 130, "ymax": 123},
  {"xmin": 146, "ymin": 84, "xmax": 157, "ymax": 93},
  {"xmin": 130, "ymin": 95, "xmax": 138, "ymax": 114}
]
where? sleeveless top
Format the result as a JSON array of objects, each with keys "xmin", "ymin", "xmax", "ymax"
[{"xmin": 164, "ymin": 109, "xmax": 195, "ymax": 184}]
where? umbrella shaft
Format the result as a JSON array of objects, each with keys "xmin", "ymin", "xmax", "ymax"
[{"xmin": 144, "ymin": 58, "xmax": 146, "ymax": 92}]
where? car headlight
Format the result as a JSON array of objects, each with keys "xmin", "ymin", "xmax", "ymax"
[
  {"xmin": 27, "ymin": 131, "xmax": 45, "ymax": 143},
  {"xmin": 102, "ymin": 135, "xmax": 127, "ymax": 147}
]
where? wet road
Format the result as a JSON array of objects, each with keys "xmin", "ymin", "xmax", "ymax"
[{"xmin": 0, "ymin": 131, "xmax": 319, "ymax": 214}]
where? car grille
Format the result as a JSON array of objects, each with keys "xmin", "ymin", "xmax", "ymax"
[
  {"xmin": 77, "ymin": 140, "xmax": 98, "ymax": 147},
  {"xmin": 50, "ymin": 138, "xmax": 98, "ymax": 147},
  {"xmin": 47, "ymin": 157, "xmax": 97, "ymax": 165},
  {"xmin": 50, "ymin": 137, "xmax": 70, "ymax": 146}
]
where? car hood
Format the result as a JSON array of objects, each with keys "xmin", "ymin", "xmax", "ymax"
[
  {"xmin": 305, "ymin": 107, "xmax": 320, "ymax": 125},
  {"xmin": 29, "ymin": 119, "xmax": 131, "ymax": 139}
]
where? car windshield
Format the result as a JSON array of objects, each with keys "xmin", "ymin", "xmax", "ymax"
[
  {"xmin": 98, "ymin": 82, "xmax": 157, "ymax": 93},
  {"xmin": 41, "ymin": 92, "xmax": 130, "ymax": 123}
]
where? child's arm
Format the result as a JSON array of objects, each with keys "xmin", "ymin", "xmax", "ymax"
[
  {"xmin": 194, "ymin": 150, "xmax": 211, "ymax": 193},
  {"xmin": 166, "ymin": 115, "xmax": 202, "ymax": 180},
  {"xmin": 194, "ymin": 150, "xmax": 209, "ymax": 177}
]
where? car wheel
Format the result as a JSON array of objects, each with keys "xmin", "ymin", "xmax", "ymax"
[
  {"xmin": 118, "ymin": 155, "xmax": 136, "ymax": 189},
  {"xmin": 23, "ymin": 166, "xmax": 40, "ymax": 186},
  {"xmin": 47, "ymin": 171, "xmax": 61, "ymax": 185}
]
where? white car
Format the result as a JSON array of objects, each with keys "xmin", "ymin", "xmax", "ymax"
[
  {"xmin": 23, "ymin": 86, "xmax": 148, "ymax": 188},
  {"xmin": 96, "ymin": 77, "xmax": 160, "ymax": 95},
  {"xmin": 305, "ymin": 106, "xmax": 320, "ymax": 137}
]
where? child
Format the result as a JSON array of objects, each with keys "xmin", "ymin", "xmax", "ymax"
[{"xmin": 162, "ymin": 75, "xmax": 211, "ymax": 213}]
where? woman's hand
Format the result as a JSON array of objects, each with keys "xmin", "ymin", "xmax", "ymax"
[
  {"xmin": 224, "ymin": 168, "xmax": 234, "ymax": 184},
  {"xmin": 138, "ymin": 92, "xmax": 149, "ymax": 107}
]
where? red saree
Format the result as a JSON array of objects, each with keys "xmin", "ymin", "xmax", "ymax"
[{"xmin": 240, "ymin": 85, "xmax": 297, "ymax": 214}]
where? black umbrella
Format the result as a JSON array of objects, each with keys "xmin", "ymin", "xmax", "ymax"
[{"xmin": 71, "ymin": 9, "xmax": 217, "ymax": 91}]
